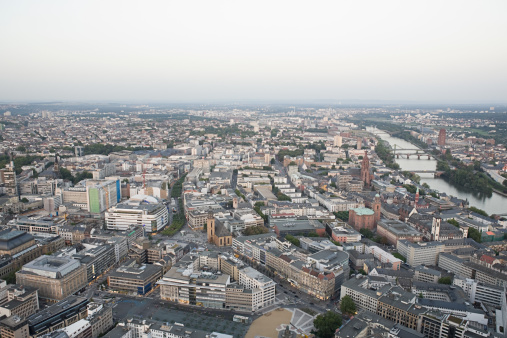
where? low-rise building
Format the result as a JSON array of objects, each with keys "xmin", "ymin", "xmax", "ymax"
[
  {"xmin": 27, "ymin": 296, "xmax": 88, "ymax": 337},
  {"xmin": 413, "ymin": 265, "xmax": 441, "ymax": 284},
  {"xmin": 0, "ymin": 284, "xmax": 39, "ymax": 319},
  {"xmin": 108, "ymin": 260, "xmax": 163, "ymax": 295},
  {"xmin": 376, "ymin": 219, "xmax": 422, "ymax": 246},
  {"xmin": 106, "ymin": 195, "xmax": 169, "ymax": 233},
  {"xmin": 397, "ymin": 240, "xmax": 445, "ymax": 267},
  {"xmin": 16, "ymin": 256, "xmax": 87, "ymax": 302}
]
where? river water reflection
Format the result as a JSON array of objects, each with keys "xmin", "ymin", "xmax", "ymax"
[{"xmin": 367, "ymin": 127, "xmax": 507, "ymax": 215}]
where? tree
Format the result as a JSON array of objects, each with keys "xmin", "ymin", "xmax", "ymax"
[
  {"xmin": 340, "ymin": 295, "xmax": 357, "ymax": 316},
  {"xmin": 447, "ymin": 219, "xmax": 459, "ymax": 228},
  {"xmin": 20, "ymin": 197, "xmax": 29, "ymax": 203},
  {"xmin": 393, "ymin": 252, "xmax": 406, "ymax": 262},
  {"xmin": 285, "ymin": 234, "xmax": 300, "ymax": 247},
  {"xmin": 469, "ymin": 206, "xmax": 489, "ymax": 217},
  {"xmin": 468, "ymin": 227, "xmax": 482, "ymax": 243},
  {"xmin": 438, "ymin": 276, "xmax": 452, "ymax": 285},
  {"xmin": 334, "ymin": 211, "xmax": 349, "ymax": 221},
  {"xmin": 243, "ymin": 226, "xmax": 269, "ymax": 236},
  {"xmin": 359, "ymin": 228, "xmax": 374, "ymax": 239},
  {"xmin": 313, "ymin": 311, "xmax": 342, "ymax": 338}
]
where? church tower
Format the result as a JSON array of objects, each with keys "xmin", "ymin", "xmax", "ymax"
[
  {"xmin": 53, "ymin": 154, "xmax": 59, "ymax": 172},
  {"xmin": 415, "ymin": 188, "xmax": 420, "ymax": 207},
  {"xmin": 431, "ymin": 216, "xmax": 441, "ymax": 241},
  {"xmin": 207, "ymin": 210, "xmax": 215, "ymax": 244},
  {"xmin": 373, "ymin": 194, "xmax": 381, "ymax": 225},
  {"xmin": 360, "ymin": 151, "xmax": 371, "ymax": 187}
]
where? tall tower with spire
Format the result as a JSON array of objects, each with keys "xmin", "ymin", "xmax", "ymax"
[
  {"xmin": 415, "ymin": 187, "xmax": 420, "ymax": 207},
  {"xmin": 360, "ymin": 151, "xmax": 372, "ymax": 187}
]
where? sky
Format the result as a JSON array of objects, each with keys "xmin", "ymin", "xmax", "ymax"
[{"xmin": 1, "ymin": 0, "xmax": 506, "ymax": 103}]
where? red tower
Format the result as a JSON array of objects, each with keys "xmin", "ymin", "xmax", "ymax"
[
  {"xmin": 438, "ymin": 129, "xmax": 446, "ymax": 146},
  {"xmin": 373, "ymin": 194, "xmax": 381, "ymax": 225},
  {"xmin": 360, "ymin": 151, "xmax": 372, "ymax": 187}
]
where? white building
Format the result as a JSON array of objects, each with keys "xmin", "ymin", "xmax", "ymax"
[
  {"xmin": 238, "ymin": 267, "xmax": 276, "ymax": 310},
  {"xmin": 105, "ymin": 194, "xmax": 169, "ymax": 233}
]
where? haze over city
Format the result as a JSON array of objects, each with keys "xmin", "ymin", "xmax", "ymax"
[
  {"xmin": 1, "ymin": 0, "xmax": 507, "ymax": 103},
  {"xmin": 3, "ymin": 2, "xmax": 507, "ymax": 338}
]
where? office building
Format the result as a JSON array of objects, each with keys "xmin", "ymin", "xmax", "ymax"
[
  {"xmin": 0, "ymin": 316, "xmax": 30, "ymax": 338},
  {"xmin": 377, "ymin": 220, "xmax": 423, "ymax": 245},
  {"xmin": 0, "ymin": 284, "xmax": 39, "ymax": 319},
  {"xmin": 413, "ymin": 265, "xmax": 441, "ymax": 284},
  {"xmin": 397, "ymin": 240, "xmax": 445, "ymax": 267},
  {"xmin": 158, "ymin": 266, "xmax": 231, "ymax": 309},
  {"xmin": 106, "ymin": 194, "xmax": 168, "ymax": 233},
  {"xmin": 16, "ymin": 256, "xmax": 87, "ymax": 301},
  {"xmin": 86, "ymin": 179, "xmax": 120, "ymax": 213},
  {"xmin": 26, "ymin": 296, "xmax": 88, "ymax": 337},
  {"xmin": 72, "ymin": 244, "xmax": 116, "ymax": 282},
  {"xmin": 108, "ymin": 259, "xmax": 163, "ymax": 295},
  {"xmin": 11, "ymin": 216, "xmax": 66, "ymax": 236},
  {"xmin": 238, "ymin": 267, "xmax": 276, "ymax": 310}
]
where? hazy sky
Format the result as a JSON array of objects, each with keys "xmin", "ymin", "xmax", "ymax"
[{"xmin": 1, "ymin": 0, "xmax": 506, "ymax": 103}]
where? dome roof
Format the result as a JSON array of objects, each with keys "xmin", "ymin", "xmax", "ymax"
[{"xmin": 129, "ymin": 194, "xmax": 159, "ymax": 204}]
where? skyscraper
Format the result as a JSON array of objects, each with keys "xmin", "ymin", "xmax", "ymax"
[{"xmin": 438, "ymin": 129, "xmax": 446, "ymax": 146}]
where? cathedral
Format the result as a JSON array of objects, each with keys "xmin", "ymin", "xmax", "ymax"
[{"xmin": 360, "ymin": 151, "xmax": 374, "ymax": 187}]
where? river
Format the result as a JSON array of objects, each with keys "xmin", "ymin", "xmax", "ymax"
[{"xmin": 367, "ymin": 127, "xmax": 507, "ymax": 215}]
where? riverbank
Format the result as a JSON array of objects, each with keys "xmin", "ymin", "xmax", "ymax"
[{"xmin": 367, "ymin": 127, "xmax": 507, "ymax": 215}]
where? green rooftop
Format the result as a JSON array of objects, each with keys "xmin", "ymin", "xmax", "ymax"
[{"xmin": 353, "ymin": 207, "xmax": 375, "ymax": 216}]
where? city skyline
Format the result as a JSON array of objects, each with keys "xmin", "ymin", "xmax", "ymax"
[{"xmin": 1, "ymin": 0, "xmax": 507, "ymax": 103}]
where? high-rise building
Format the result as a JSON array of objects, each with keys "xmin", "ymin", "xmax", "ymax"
[
  {"xmin": 86, "ymin": 179, "xmax": 121, "ymax": 213},
  {"xmin": 438, "ymin": 129, "xmax": 446, "ymax": 146},
  {"xmin": 357, "ymin": 137, "xmax": 362, "ymax": 150},
  {"xmin": 1, "ymin": 161, "xmax": 18, "ymax": 196},
  {"xmin": 74, "ymin": 146, "xmax": 84, "ymax": 157},
  {"xmin": 334, "ymin": 135, "xmax": 342, "ymax": 147}
]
